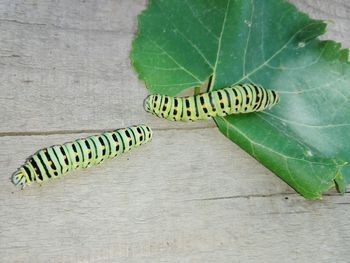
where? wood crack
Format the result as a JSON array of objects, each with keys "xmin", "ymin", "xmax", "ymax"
[
  {"xmin": 186, "ymin": 192, "xmax": 296, "ymax": 201},
  {"xmin": 187, "ymin": 190, "xmax": 350, "ymax": 202},
  {"xmin": 0, "ymin": 125, "xmax": 217, "ymax": 137},
  {"xmin": 0, "ymin": 18, "xmax": 132, "ymax": 34}
]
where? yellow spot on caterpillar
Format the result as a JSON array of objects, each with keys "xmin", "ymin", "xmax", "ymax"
[
  {"xmin": 75, "ymin": 153, "xmax": 79, "ymax": 156},
  {"xmin": 63, "ymin": 156, "xmax": 67, "ymax": 160},
  {"xmin": 87, "ymin": 149, "xmax": 91, "ymax": 153},
  {"xmin": 48, "ymin": 161, "xmax": 52, "ymax": 165}
]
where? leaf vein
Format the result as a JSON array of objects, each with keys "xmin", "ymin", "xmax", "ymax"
[
  {"xmin": 209, "ymin": 0, "xmax": 231, "ymax": 91},
  {"xmin": 184, "ymin": 0, "xmax": 220, "ymax": 40},
  {"xmin": 154, "ymin": 1, "xmax": 214, "ymax": 70},
  {"xmin": 149, "ymin": 38, "xmax": 203, "ymax": 83},
  {"xmin": 242, "ymin": 0, "xmax": 255, "ymax": 77},
  {"xmin": 236, "ymin": 22, "xmax": 322, "ymax": 84},
  {"xmin": 261, "ymin": 111, "xmax": 350, "ymax": 129},
  {"xmin": 219, "ymin": 117, "xmax": 337, "ymax": 165}
]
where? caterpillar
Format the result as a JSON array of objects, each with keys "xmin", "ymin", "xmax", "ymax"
[
  {"xmin": 11, "ymin": 125, "xmax": 152, "ymax": 189},
  {"xmin": 143, "ymin": 83, "xmax": 280, "ymax": 121}
]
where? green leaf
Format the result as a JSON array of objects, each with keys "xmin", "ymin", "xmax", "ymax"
[{"xmin": 131, "ymin": 0, "xmax": 350, "ymax": 199}]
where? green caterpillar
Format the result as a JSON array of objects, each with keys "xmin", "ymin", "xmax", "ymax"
[
  {"xmin": 12, "ymin": 125, "xmax": 152, "ymax": 189},
  {"xmin": 143, "ymin": 83, "xmax": 280, "ymax": 121}
]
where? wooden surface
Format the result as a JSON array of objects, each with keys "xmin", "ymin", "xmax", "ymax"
[{"xmin": 0, "ymin": 0, "xmax": 349, "ymax": 262}]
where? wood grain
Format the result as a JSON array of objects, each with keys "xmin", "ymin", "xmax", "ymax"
[
  {"xmin": 0, "ymin": 0, "xmax": 213, "ymax": 133},
  {"xmin": 0, "ymin": 0, "xmax": 350, "ymax": 262}
]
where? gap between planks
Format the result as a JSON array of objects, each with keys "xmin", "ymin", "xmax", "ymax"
[
  {"xmin": 186, "ymin": 190, "xmax": 350, "ymax": 202},
  {"xmin": 0, "ymin": 125, "xmax": 217, "ymax": 137}
]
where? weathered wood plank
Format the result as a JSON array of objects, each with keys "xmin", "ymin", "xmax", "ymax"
[
  {"xmin": 0, "ymin": 0, "xmax": 349, "ymax": 133},
  {"xmin": 0, "ymin": 0, "xmax": 213, "ymax": 133},
  {"xmin": 0, "ymin": 128, "xmax": 292, "ymax": 200},
  {"xmin": 0, "ymin": 0, "xmax": 146, "ymax": 32},
  {"xmin": 2, "ymin": 194, "xmax": 350, "ymax": 262},
  {"xmin": 0, "ymin": 129, "xmax": 349, "ymax": 262},
  {"xmin": 1, "ymin": 0, "xmax": 350, "ymax": 262}
]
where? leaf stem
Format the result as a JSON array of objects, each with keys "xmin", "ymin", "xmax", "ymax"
[
  {"xmin": 206, "ymin": 75, "xmax": 214, "ymax": 92},
  {"xmin": 194, "ymin": 86, "xmax": 201, "ymax": 95}
]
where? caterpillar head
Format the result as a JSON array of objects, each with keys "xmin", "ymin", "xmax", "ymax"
[
  {"xmin": 11, "ymin": 168, "xmax": 27, "ymax": 189},
  {"xmin": 143, "ymin": 94, "xmax": 153, "ymax": 113}
]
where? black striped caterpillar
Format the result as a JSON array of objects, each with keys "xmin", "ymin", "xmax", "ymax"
[
  {"xmin": 12, "ymin": 125, "xmax": 152, "ymax": 189},
  {"xmin": 143, "ymin": 83, "xmax": 280, "ymax": 121}
]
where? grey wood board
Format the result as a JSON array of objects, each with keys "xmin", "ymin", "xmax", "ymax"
[
  {"xmin": 0, "ymin": 129, "xmax": 349, "ymax": 262},
  {"xmin": 1, "ymin": 0, "xmax": 349, "ymax": 133},
  {"xmin": 1, "ymin": 0, "xmax": 350, "ymax": 262},
  {"xmin": 0, "ymin": 0, "xmax": 213, "ymax": 133}
]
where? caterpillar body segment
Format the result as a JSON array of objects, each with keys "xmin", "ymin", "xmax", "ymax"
[
  {"xmin": 143, "ymin": 84, "xmax": 280, "ymax": 122},
  {"xmin": 12, "ymin": 125, "xmax": 153, "ymax": 188}
]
